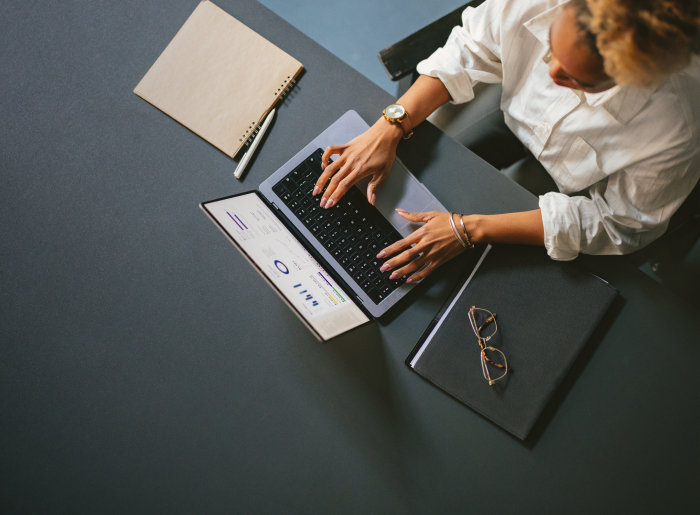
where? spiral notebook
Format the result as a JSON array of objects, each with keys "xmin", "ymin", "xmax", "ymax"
[
  {"xmin": 134, "ymin": 0, "xmax": 303, "ymax": 158},
  {"xmin": 406, "ymin": 245, "xmax": 619, "ymax": 440}
]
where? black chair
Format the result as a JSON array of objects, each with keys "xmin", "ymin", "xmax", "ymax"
[{"xmin": 376, "ymin": 2, "xmax": 700, "ymax": 272}]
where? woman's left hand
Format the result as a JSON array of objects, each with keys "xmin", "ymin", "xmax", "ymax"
[{"xmin": 377, "ymin": 210, "xmax": 468, "ymax": 283}]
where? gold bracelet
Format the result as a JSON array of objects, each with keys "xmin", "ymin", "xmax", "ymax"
[
  {"xmin": 458, "ymin": 214, "xmax": 474, "ymax": 248},
  {"xmin": 449, "ymin": 212, "xmax": 467, "ymax": 248}
]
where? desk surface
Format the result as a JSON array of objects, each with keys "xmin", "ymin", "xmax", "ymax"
[{"xmin": 1, "ymin": 0, "xmax": 698, "ymax": 512}]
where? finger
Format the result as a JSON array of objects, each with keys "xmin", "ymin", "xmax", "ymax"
[
  {"xmin": 376, "ymin": 230, "xmax": 423, "ymax": 259},
  {"xmin": 323, "ymin": 166, "xmax": 364, "ymax": 209},
  {"xmin": 314, "ymin": 154, "xmax": 345, "ymax": 199},
  {"xmin": 366, "ymin": 167, "xmax": 388, "ymax": 206},
  {"xmin": 405, "ymin": 260, "xmax": 439, "ymax": 283},
  {"xmin": 387, "ymin": 254, "xmax": 431, "ymax": 281},
  {"xmin": 379, "ymin": 242, "xmax": 423, "ymax": 271},
  {"xmin": 321, "ymin": 145, "xmax": 345, "ymax": 171},
  {"xmin": 395, "ymin": 210, "xmax": 436, "ymax": 224}
]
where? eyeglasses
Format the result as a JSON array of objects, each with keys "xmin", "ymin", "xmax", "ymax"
[{"xmin": 468, "ymin": 306, "xmax": 512, "ymax": 385}]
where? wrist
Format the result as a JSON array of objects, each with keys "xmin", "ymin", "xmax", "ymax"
[
  {"xmin": 374, "ymin": 117, "xmax": 404, "ymax": 144},
  {"xmin": 462, "ymin": 214, "xmax": 486, "ymax": 244}
]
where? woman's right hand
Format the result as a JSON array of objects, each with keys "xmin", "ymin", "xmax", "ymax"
[{"xmin": 312, "ymin": 118, "xmax": 404, "ymax": 209}]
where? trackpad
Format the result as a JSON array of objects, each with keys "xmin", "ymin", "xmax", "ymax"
[{"xmin": 356, "ymin": 159, "xmax": 433, "ymax": 230}]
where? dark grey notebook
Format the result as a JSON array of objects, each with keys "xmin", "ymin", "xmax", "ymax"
[{"xmin": 406, "ymin": 245, "xmax": 618, "ymax": 440}]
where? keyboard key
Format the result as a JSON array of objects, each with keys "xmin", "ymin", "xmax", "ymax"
[
  {"xmin": 322, "ymin": 220, "xmax": 333, "ymax": 231},
  {"xmin": 322, "ymin": 238, "xmax": 335, "ymax": 251},
  {"xmin": 288, "ymin": 200, "xmax": 300, "ymax": 212},
  {"xmin": 273, "ymin": 183, "xmax": 288, "ymax": 197},
  {"xmin": 347, "ymin": 264, "xmax": 357, "ymax": 274},
  {"xmin": 361, "ymin": 279, "xmax": 372, "ymax": 292},
  {"xmin": 292, "ymin": 189, "xmax": 305, "ymax": 200},
  {"xmin": 303, "ymin": 215, "xmax": 314, "ymax": 226},
  {"xmin": 280, "ymin": 191, "xmax": 292, "ymax": 204},
  {"xmin": 390, "ymin": 276, "xmax": 406, "ymax": 288},
  {"xmin": 380, "ymin": 284, "xmax": 392, "ymax": 296},
  {"xmin": 331, "ymin": 247, "xmax": 342, "ymax": 260},
  {"xmin": 339, "ymin": 256, "xmax": 349, "ymax": 267},
  {"xmin": 283, "ymin": 177, "xmax": 298, "ymax": 191},
  {"xmin": 354, "ymin": 271, "xmax": 365, "ymax": 283},
  {"xmin": 309, "ymin": 224, "xmax": 321, "ymax": 235},
  {"xmin": 348, "ymin": 234, "xmax": 358, "ymax": 245},
  {"xmin": 366, "ymin": 269, "xmax": 377, "ymax": 280},
  {"xmin": 358, "ymin": 260, "xmax": 369, "ymax": 271},
  {"xmin": 290, "ymin": 167, "xmax": 303, "ymax": 182},
  {"xmin": 300, "ymin": 197, "xmax": 311, "ymax": 208},
  {"xmin": 367, "ymin": 288, "xmax": 383, "ymax": 304},
  {"xmin": 373, "ymin": 276, "xmax": 384, "ymax": 288}
]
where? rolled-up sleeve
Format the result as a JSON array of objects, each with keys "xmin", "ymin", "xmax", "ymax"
[
  {"xmin": 416, "ymin": 0, "xmax": 504, "ymax": 104},
  {"xmin": 540, "ymin": 145, "xmax": 700, "ymax": 260}
]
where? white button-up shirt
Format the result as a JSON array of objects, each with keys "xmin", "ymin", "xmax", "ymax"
[{"xmin": 416, "ymin": 0, "xmax": 700, "ymax": 260}]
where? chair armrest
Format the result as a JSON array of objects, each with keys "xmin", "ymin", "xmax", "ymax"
[{"xmin": 377, "ymin": 0, "xmax": 486, "ymax": 82}]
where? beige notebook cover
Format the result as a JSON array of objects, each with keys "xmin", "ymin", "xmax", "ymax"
[{"xmin": 134, "ymin": 0, "xmax": 303, "ymax": 158}]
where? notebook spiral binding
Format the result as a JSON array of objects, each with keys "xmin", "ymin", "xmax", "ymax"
[
  {"xmin": 240, "ymin": 77, "xmax": 297, "ymax": 146},
  {"xmin": 242, "ymin": 121, "xmax": 262, "ymax": 146},
  {"xmin": 274, "ymin": 77, "xmax": 296, "ymax": 99}
]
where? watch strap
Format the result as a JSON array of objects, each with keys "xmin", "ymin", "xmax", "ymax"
[{"xmin": 399, "ymin": 112, "xmax": 413, "ymax": 139}]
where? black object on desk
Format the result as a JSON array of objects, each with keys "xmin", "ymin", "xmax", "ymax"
[{"xmin": 407, "ymin": 245, "xmax": 618, "ymax": 439}]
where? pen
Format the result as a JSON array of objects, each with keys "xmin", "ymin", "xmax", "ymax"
[{"xmin": 234, "ymin": 108, "xmax": 276, "ymax": 180}]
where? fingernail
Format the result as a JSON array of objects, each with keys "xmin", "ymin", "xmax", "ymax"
[
  {"xmin": 406, "ymin": 277, "xmax": 413, "ymax": 283},
  {"xmin": 370, "ymin": 193, "xmax": 376, "ymax": 205},
  {"xmin": 321, "ymin": 163, "xmax": 326, "ymax": 170},
  {"xmin": 396, "ymin": 208, "xmax": 407, "ymax": 213},
  {"xmin": 377, "ymin": 251, "xmax": 385, "ymax": 258},
  {"xmin": 389, "ymin": 272, "xmax": 398, "ymax": 279},
  {"xmin": 320, "ymin": 197, "xmax": 327, "ymax": 207},
  {"xmin": 312, "ymin": 186, "xmax": 320, "ymax": 196},
  {"xmin": 325, "ymin": 199, "xmax": 334, "ymax": 209},
  {"xmin": 380, "ymin": 264, "xmax": 389, "ymax": 272}
]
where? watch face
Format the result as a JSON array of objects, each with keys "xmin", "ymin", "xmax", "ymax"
[{"xmin": 385, "ymin": 104, "xmax": 405, "ymax": 120}]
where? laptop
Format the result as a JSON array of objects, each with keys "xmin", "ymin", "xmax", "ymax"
[{"xmin": 200, "ymin": 110, "xmax": 446, "ymax": 340}]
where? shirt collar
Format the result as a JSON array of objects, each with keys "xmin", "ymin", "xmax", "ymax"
[{"xmin": 523, "ymin": 0, "xmax": 656, "ymax": 125}]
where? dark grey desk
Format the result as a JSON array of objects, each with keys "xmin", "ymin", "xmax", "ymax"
[{"xmin": 1, "ymin": 1, "xmax": 697, "ymax": 512}]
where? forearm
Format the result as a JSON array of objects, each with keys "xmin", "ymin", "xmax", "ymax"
[
  {"xmin": 462, "ymin": 210, "xmax": 545, "ymax": 247},
  {"xmin": 396, "ymin": 74, "xmax": 452, "ymax": 127}
]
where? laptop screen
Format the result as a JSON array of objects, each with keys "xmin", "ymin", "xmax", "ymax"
[{"xmin": 202, "ymin": 192, "xmax": 370, "ymax": 340}]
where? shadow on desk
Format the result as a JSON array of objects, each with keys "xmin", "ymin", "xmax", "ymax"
[{"xmin": 295, "ymin": 317, "xmax": 439, "ymax": 490}]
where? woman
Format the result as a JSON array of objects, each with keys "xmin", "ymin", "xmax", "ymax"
[{"xmin": 312, "ymin": 0, "xmax": 700, "ymax": 283}]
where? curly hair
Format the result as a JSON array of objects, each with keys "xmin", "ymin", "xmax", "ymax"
[{"xmin": 571, "ymin": 0, "xmax": 700, "ymax": 88}]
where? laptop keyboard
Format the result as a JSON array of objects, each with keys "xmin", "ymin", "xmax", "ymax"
[{"xmin": 272, "ymin": 148, "xmax": 407, "ymax": 304}]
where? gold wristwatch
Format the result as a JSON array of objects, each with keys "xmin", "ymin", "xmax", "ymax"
[{"xmin": 382, "ymin": 104, "xmax": 414, "ymax": 139}]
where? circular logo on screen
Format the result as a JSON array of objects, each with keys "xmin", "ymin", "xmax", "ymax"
[{"xmin": 274, "ymin": 260, "xmax": 289, "ymax": 274}]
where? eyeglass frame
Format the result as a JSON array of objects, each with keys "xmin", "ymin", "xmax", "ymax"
[{"xmin": 468, "ymin": 306, "xmax": 512, "ymax": 385}]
